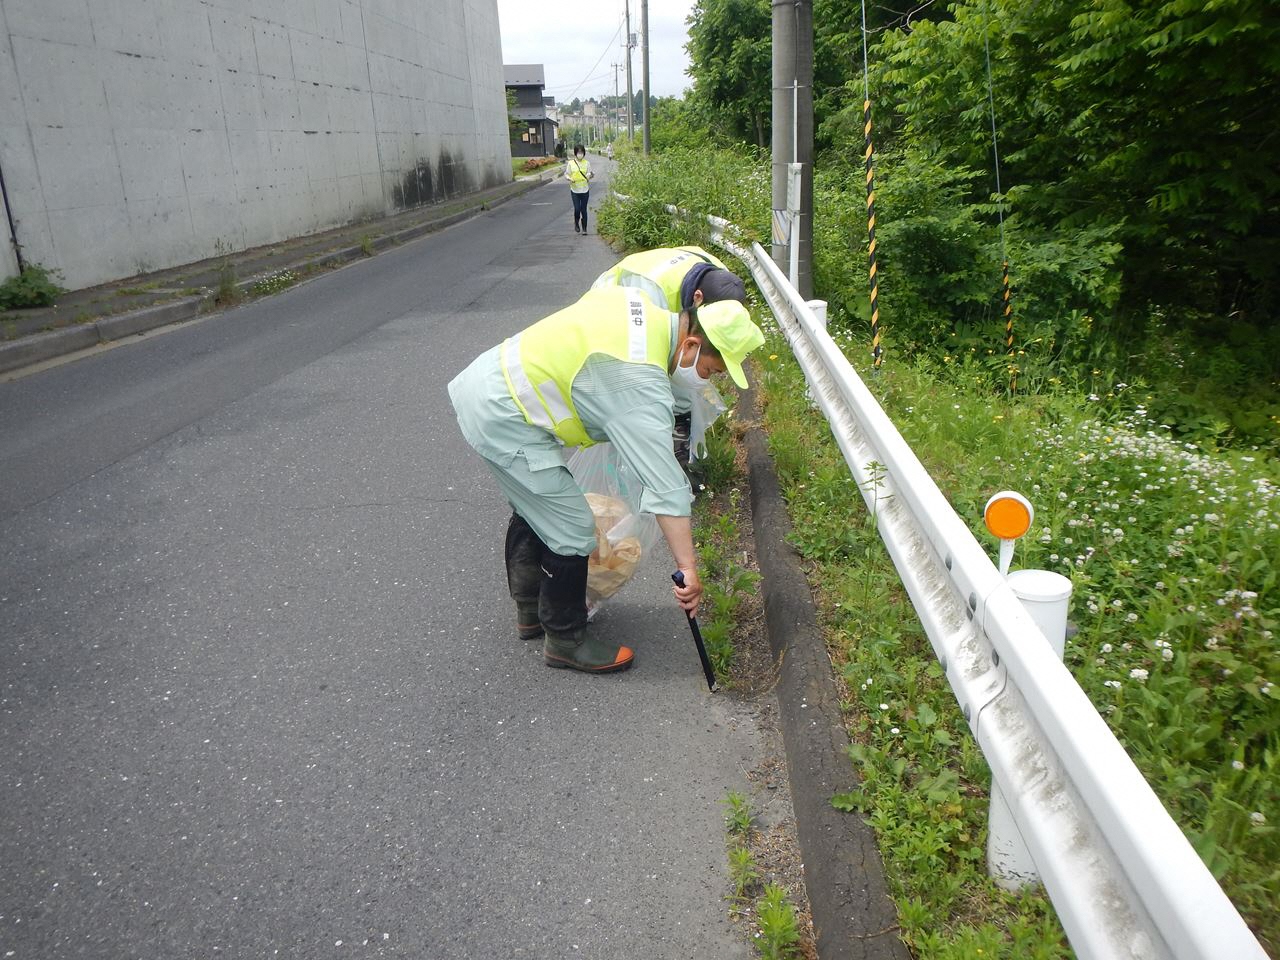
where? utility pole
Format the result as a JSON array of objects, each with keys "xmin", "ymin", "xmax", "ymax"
[
  {"xmin": 624, "ymin": 1, "xmax": 634, "ymax": 139},
  {"xmin": 611, "ymin": 62, "xmax": 621, "ymax": 141},
  {"xmin": 641, "ymin": 0, "xmax": 651, "ymax": 154},
  {"xmin": 771, "ymin": 0, "xmax": 813, "ymax": 297}
]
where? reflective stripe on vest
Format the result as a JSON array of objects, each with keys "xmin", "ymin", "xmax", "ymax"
[
  {"xmin": 500, "ymin": 288, "xmax": 671, "ymax": 448},
  {"xmin": 501, "ymin": 333, "xmax": 555, "ymax": 432},
  {"xmin": 593, "ymin": 271, "xmax": 670, "ymax": 311},
  {"xmin": 626, "ymin": 290, "xmax": 649, "ymax": 360}
]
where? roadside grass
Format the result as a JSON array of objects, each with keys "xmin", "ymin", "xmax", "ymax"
[
  {"xmin": 755, "ymin": 333, "xmax": 1279, "ymax": 955},
  {"xmin": 690, "ymin": 413, "xmax": 760, "ymax": 681},
  {"xmin": 115, "ymin": 281, "xmax": 162, "ymax": 296},
  {"xmin": 695, "ymin": 406, "xmax": 811, "ymax": 959},
  {"xmin": 722, "ymin": 791, "xmax": 807, "ymax": 960},
  {"xmin": 250, "ymin": 269, "xmax": 299, "ymax": 297}
]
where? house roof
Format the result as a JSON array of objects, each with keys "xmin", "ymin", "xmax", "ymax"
[
  {"xmin": 503, "ymin": 64, "xmax": 545, "ymax": 88},
  {"xmin": 511, "ymin": 107, "xmax": 558, "ymax": 125}
]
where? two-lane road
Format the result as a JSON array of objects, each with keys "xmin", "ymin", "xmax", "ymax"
[{"xmin": 0, "ymin": 176, "xmax": 762, "ymax": 958}]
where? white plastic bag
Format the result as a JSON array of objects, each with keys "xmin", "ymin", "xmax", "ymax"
[
  {"xmin": 567, "ymin": 443, "xmax": 660, "ymax": 603},
  {"xmin": 686, "ymin": 381, "xmax": 728, "ymax": 462}
]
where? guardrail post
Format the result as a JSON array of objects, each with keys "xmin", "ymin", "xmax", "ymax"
[
  {"xmin": 988, "ymin": 568, "xmax": 1073, "ymax": 890},
  {"xmin": 804, "ymin": 300, "xmax": 827, "ymax": 409}
]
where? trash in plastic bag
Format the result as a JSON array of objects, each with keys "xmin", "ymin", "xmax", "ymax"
[
  {"xmin": 567, "ymin": 443, "xmax": 660, "ymax": 604},
  {"xmin": 583, "ymin": 493, "xmax": 643, "ymax": 601}
]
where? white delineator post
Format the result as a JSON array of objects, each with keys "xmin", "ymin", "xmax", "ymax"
[{"xmin": 982, "ymin": 492, "xmax": 1074, "ymax": 890}]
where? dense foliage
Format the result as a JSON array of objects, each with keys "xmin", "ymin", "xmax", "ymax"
[
  {"xmin": 684, "ymin": 0, "xmax": 773, "ymax": 146},
  {"xmin": 680, "ymin": 0, "xmax": 1280, "ymax": 446}
]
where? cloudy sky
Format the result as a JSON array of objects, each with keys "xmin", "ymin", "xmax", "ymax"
[{"xmin": 494, "ymin": 0, "xmax": 698, "ymax": 104}]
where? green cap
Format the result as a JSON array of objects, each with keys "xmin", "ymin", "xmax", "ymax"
[{"xmin": 696, "ymin": 300, "xmax": 765, "ymax": 389}]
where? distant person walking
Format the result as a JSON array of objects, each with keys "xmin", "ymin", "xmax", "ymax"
[{"xmin": 565, "ymin": 144, "xmax": 593, "ymax": 235}]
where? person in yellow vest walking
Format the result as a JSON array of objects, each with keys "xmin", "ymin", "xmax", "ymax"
[
  {"xmin": 593, "ymin": 246, "xmax": 747, "ymax": 468},
  {"xmin": 564, "ymin": 144, "xmax": 594, "ymax": 234},
  {"xmin": 448, "ymin": 288, "xmax": 765, "ymax": 674}
]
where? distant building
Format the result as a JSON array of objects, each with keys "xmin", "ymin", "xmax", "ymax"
[
  {"xmin": 505, "ymin": 64, "xmax": 558, "ymax": 158},
  {"xmin": 558, "ymin": 99, "xmax": 616, "ymax": 145}
]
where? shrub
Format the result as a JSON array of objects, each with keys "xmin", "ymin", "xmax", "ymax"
[{"xmin": 0, "ymin": 264, "xmax": 65, "ymax": 309}]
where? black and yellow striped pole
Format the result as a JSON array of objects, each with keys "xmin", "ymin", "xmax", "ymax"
[
  {"xmin": 858, "ymin": 0, "xmax": 882, "ymax": 372},
  {"xmin": 1002, "ymin": 259, "xmax": 1016, "ymax": 392},
  {"xmin": 863, "ymin": 99, "xmax": 882, "ymax": 371}
]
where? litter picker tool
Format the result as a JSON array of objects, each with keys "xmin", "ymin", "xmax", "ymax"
[{"xmin": 671, "ymin": 571, "xmax": 717, "ymax": 692}]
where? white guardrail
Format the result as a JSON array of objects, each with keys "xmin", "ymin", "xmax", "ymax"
[{"xmin": 684, "ymin": 210, "xmax": 1269, "ymax": 960}]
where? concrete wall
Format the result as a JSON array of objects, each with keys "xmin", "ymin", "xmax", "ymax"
[{"xmin": 0, "ymin": 0, "xmax": 512, "ymax": 289}]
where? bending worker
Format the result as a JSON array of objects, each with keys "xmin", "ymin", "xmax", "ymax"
[
  {"xmin": 448, "ymin": 287, "xmax": 765, "ymax": 675},
  {"xmin": 593, "ymin": 246, "xmax": 747, "ymax": 467}
]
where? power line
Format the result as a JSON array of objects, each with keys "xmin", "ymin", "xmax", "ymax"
[
  {"xmin": 543, "ymin": 71, "xmax": 614, "ymax": 93},
  {"xmin": 558, "ymin": 17, "xmax": 625, "ymax": 104}
]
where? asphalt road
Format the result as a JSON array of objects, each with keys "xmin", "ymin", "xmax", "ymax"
[{"xmin": 0, "ymin": 174, "xmax": 763, "ymax": 959}]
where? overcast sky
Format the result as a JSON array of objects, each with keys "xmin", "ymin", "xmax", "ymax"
[{"xmin": 494, "ymin": 0, "xmax": 698, "ymax": 104}]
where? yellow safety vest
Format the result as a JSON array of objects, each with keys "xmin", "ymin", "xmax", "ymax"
[
  {"xmin": 566, "ymin": 158, "xmax": 591, "ymax": 189},
  {"xmin": 592, "ymin": 246, "xmax": 729, "ymax": 311},
  {"xmin": 500, "ymin": 288, "xmax": 674, "ymax": 448}
]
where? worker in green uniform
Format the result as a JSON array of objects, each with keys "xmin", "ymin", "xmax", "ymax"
[
  {"xmin": 592, "ymin": 246, "xmax": 748, "ymax": 468},
  {"xmin": 448, "ymin": 287, "xmax": 765, "ymax": 675}
]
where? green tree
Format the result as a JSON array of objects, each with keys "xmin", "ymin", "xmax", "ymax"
[
  {"xmin": 685, "ymin": 0, "xmax": 772, "ymax": 146},
  {"xmin": 872, "ymin": 0, "xmax": 1280, "ymax": 329},
  {"xmin": 648, "ymin": 96, "xmax": 722, "ymax": 152},
  {"xmin": 505, "ymin": 89, "xmax": 522, "ymax": 138}
]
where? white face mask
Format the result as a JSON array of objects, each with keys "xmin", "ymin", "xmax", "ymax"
[
  {"xmin": 671, "ymin": 342, "xmax": 710, "ymax": 393},
  {"xmin": 670, "ymin": 342, "xmax": 728, "ymax": 462}
]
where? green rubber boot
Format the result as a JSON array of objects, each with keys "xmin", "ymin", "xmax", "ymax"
[
  {"xmin": 515, "ymin": 602, "xmax": 542, "ymax": 641},
  {"xmin": 538, "ymin": 552, "xmax": 634, "ymax": 674},
  {"xmin": 543, "ymin": 627, "xmax": 634, "ymax": 673}
]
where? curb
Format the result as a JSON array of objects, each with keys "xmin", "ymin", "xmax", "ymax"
[
  {"xmin": 95, "ymin": 296, "xmax": 204, "ymax": 341},
  {"xmin": 743, "ymin": 400, "xmax": 909, "ymax": 960},
  {"xmin": 0, "ymin": 179, "xmax": 545, "ymax": 377}
]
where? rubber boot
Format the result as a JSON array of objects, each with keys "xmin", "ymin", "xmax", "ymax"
[
  {"xmin": 673, "ymin": 411, "xmax": 692, "ymax": 470},
  {"xmin": 538, "ymin": 551, "xmax": 634, "ymax": 673},
  {"xmin": 505, "ymin": 513, "xmax": 545, "ymax": 640},
  {"xmin": 673, "ymin": 411, "xmax": 699, "ymax": 489}
]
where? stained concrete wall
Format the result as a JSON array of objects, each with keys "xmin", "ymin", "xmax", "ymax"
[{"xmin": 0, "ymin": 0, "xmax": 512, "ymax": 289}]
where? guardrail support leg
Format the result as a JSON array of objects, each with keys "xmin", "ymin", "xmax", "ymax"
[
  {"xmin": 804, "ymin": 300, "xmax": 827, "ymax": 409},
  {"xmin": 987, "ymin": 569, "xmax": 1073, "ymax": 890}
]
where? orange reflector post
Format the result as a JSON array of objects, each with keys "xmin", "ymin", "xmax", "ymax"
[{"xmin": 984, "ymin": 491, "xmax": 1033, "ymax": 541}]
